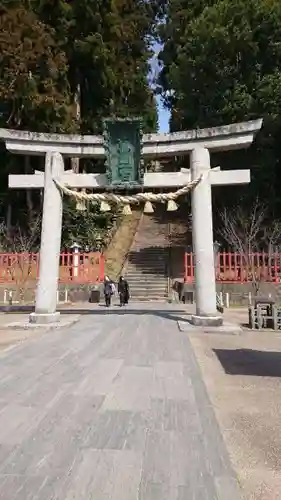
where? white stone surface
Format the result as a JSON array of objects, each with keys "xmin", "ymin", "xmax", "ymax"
[
  {"xmin": 29, "ymin": 311, "xmax": 61, "ymax": 324},
  {"xmin": 191, "ymin": 147, "xmax": 218, "ymax": 317},
  {"xmin": 9, "ymin": 168, "xmax": 251, "ymax": 190},
  {"xmin": 210, "ymin": 168, "xmax": 250, "ymax": 185},
  {"xmin": 32, "ymin": 152, "xmax": 64, "ymax": 317},
  {"xmin": 0, "ymin": 119, "xmax": 262, "ymax": 157}
]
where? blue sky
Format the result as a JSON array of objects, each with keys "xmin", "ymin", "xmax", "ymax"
[
  {"xmin": 150, "ymin": 42, "xmax": 171, "ymax": 133},
  {"xmin": 157, "ymin": 96, "xmax": 170, "ymax": 133}
]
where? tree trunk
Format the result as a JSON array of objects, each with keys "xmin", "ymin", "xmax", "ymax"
[{"xmin": 71, "ymin": 82, "xmax": 81, "ymax": 174}]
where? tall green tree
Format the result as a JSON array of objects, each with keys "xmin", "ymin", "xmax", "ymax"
[
  {"xmin": 0, "ymin": 4, "xmax": 73, "ymax": 132},
  {"xmin": 0, "ymin": 3, "xmax": 75, "ymax": 238},
  {"xmin": 159, "ymin": 0, "xmax": 281, "ymax": 214},
  {"xmin": 32, "ymin": 0, "xmax": 158, "ymax": 133},
  {"xmin": 0, "ymin": 1, "xmax": 159, "ymax": 249}
]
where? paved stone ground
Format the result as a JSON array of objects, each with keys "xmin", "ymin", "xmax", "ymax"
[
  {"xmin": 0, "ymin": 313, "xmax": 43, "ymax": 352},
  {"xmin": 0, "ymin": 304, "xmax": 241, "ymax": 499}
]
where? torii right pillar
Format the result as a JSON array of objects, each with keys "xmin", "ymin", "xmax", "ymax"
[
  {"xmin": 190, "ymin": 144, "xmax": 254, "ymax": 326},
  {"xmin": 191, "ymin": 147, "xmax": 219, "ymax": 325}
]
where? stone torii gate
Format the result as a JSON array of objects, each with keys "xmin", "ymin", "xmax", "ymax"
[{"xmin": 0, "ymin": 118, "xmax": 262, "ymax": 325}]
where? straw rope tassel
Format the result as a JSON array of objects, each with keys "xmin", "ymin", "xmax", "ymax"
[
  {"xmin": 122, "ymin": 204, "xmax": 132, "ymax": 215},
  {"xmin": 167, "ymin": 199, "xmax": 178, "ymax": 212},
  {"xmin": 144, "ymin": 201, "xmax": 154, "ymax": 213},
  {"xmin": 100, "ymin": 200, "xmax": 111, "ymax": 212}
]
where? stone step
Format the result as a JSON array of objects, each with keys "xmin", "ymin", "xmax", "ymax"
[
  {"xmin": 130, "ymin": 293, "xmax": 168, "ymax": 299},
  {"xmin": 129, "ymin": 281, "xmax": 167, "ymax": 287},
  {"xmin": 128, "ymin": 278, "xmax": 168, "ymax": 287},
  {"xmin": 128, "ymin": 273, "xmax": 167, "ymax": 278},
  {"xmin": 127, "ymin": 277, "xmax": 167, "ymax": 282},
  {"xmin": 126, "ymin": 262, "xmax": 166, "ymax": 266},
  {"xmin": 126, "ymin": 276, "xmax": 167, "ymax": 280},
  {"xmin": 128, "ymin": 264, "xmax": 167, "ymax": 268},
  {"xmin": 129, "ymin": 285, "xmax": 168, "ymax": 292},
  {"xmin": 129, "ymin": 297, "xmax": 168, "ymax": 302},
  {"xmin": 128, "ymin": 249, "xmax": 168, "ymax": 259},
  {"xmin": 128, "ymin": 283, "xmax": 167, "ymax": 288},
  {"xmin": 129, "ymin": 285, "xmax": 167, "ymax": 290},
  {"xmin": 129, "ymin": 287, "xmax": 167, "ymax": 292},
  {"xmin": 128, "ymin": 276, "xmax": 167, "ymax": 282},
  {"xmin": 125, "ymin": 267, "xmax": 167, "ymax": 272},
  {"xmin": 130, "ymin": 242, "xmax": 168, "ymax": 245},
  {"xmin": 131, "ymin": 246, "xmax": 168, "ymax": 250},
  {"xmin": 129, "ymin": 248, "xmax": 168, "ymax": 252},
  {"xmin": 124, "ymin": 266, "xmax": 166, "ymax": 277},
  {"xmin": 127, "ymin": 258, "xmax": 166, "ymax": 262},
  {"xmin": 126, "ymin": 274, "xmax": 167, "ymax": 280},
  {"xmin": 129, "ymin": 250, "xmax": 167, "ymax": 253},
  {"xmin": 126, "ymin": 270, "xmax": 166, "ymax": 275},
  {"xmin": 128, "ymin": 256, "xmax": 167, "ymax": 266},
  {"xmin": 127, "ymin": 252, "xmax": 168, "ymax": 262}
]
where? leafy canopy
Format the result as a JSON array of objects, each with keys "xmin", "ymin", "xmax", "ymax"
[
  {"xmin": 158, "ymin": 0, "xmax": 281, "ymax": 215},
  {"xmin": 0, "ymin": 6, "xmax": 73, "ymax": 132}
]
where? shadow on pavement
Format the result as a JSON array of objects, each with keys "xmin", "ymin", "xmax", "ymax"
[
  {"xmin": 0, "ymin": 305, "xmax": 34, "ymax": 313},
  {"xmin": 0, "ymin": 304, "xmax": 191, "ymax": 324},
  {"xmin": 58, "ymin": 307, "xmax": 190, "ymax": 324},
  {"xmin": 214, "ymin": 348, "xmax": 281, "ymax": 377}
]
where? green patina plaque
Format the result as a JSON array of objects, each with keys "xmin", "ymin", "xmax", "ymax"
[{"xmin": 103, "ymin": 117, "xmax": 144, "ymax": 188}]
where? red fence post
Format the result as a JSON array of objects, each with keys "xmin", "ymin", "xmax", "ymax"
[
  {"xmin": 183, "ymin": 251, "xmax": 281, "ymax": 284},
  {"xmin": 184, "ymin": 252, "xmax": 194, "ymax": 282}
]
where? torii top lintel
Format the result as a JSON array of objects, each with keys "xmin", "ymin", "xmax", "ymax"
[{"xmin": 0, "ymin": 119, "xmax": 262, "ymax": 158}]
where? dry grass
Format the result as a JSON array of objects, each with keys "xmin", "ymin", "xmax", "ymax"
[{"xmin": 104, "ymin": 210, "xmax": 141, "ymax": 280}]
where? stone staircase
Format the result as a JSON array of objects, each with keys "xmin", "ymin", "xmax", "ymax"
[
  {"xmin": 124, "ymin": 211, "xmax": 170, "ymax": 301},
  {"xmin": 123, "ymin": 204, "xmax": 192, "ymax": 301}
]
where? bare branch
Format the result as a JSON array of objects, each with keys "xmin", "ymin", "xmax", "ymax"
[
  {"xmin": 0, "ymin": 213, "xmax": 41, "ymax": 253},
  {"xmin": 217, "ymin": 198, "xmax": 281, "ymax": 292}
]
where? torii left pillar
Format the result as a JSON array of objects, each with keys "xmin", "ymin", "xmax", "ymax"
[{"xmin": 30, "ymin": 152, "xmax": 64, "ymax": 324}]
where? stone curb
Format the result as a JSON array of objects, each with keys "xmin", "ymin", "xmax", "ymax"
[
  {"xmin": 178, "ymin": 319, "xmax": 242, "ymax": 335},
  {"xmin": 5, "ymin": 315, "xmax": 81, "ymax": 331}
]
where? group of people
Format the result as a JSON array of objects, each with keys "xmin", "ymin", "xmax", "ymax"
[{"xmin": 103, "ymin": 275, "xmax": 129, "ymax": 307}]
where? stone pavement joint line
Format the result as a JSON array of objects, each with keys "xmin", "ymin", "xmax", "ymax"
[{"xmin": 0, "ymin": 305, "xmax": 242, "ymax": 499}]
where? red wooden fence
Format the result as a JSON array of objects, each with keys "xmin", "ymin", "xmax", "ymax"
[
  {"xmin": 2, "ymin": 251, "xmax": 280, "ymax": 285},
  {"xmin": 185, "ymin": 252, "xmax": 281, "ymax": 283},
  {"xmin": 0, "ymin": 252, "xmax": 105, "ymax": 284}
]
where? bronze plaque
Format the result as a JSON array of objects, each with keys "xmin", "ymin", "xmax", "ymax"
[{"xmin": 103, "ymin": 117, "xmax": 143, "ymax": 187}]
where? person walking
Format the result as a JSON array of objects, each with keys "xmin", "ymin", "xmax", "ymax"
[
  {"xmin": 118, "ymin": 276, "xmax": 129, "ymax": 306},
  {"xmin": 104, "ymin": 276, "xmax": 114, "ymax": 307}
]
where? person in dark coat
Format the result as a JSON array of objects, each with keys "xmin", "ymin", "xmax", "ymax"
[
  {"xmin": 118, "ymin": 276, "xmax": 129, "ymax": 306},
  {"xmin": 104, "ymin": 276, "xmax": 114, "ymax": 307}
]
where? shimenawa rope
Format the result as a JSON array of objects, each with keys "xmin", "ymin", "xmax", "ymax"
[{"xmin": 53, "ymin": 175, "xmax": 202, "ymax": 205}]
